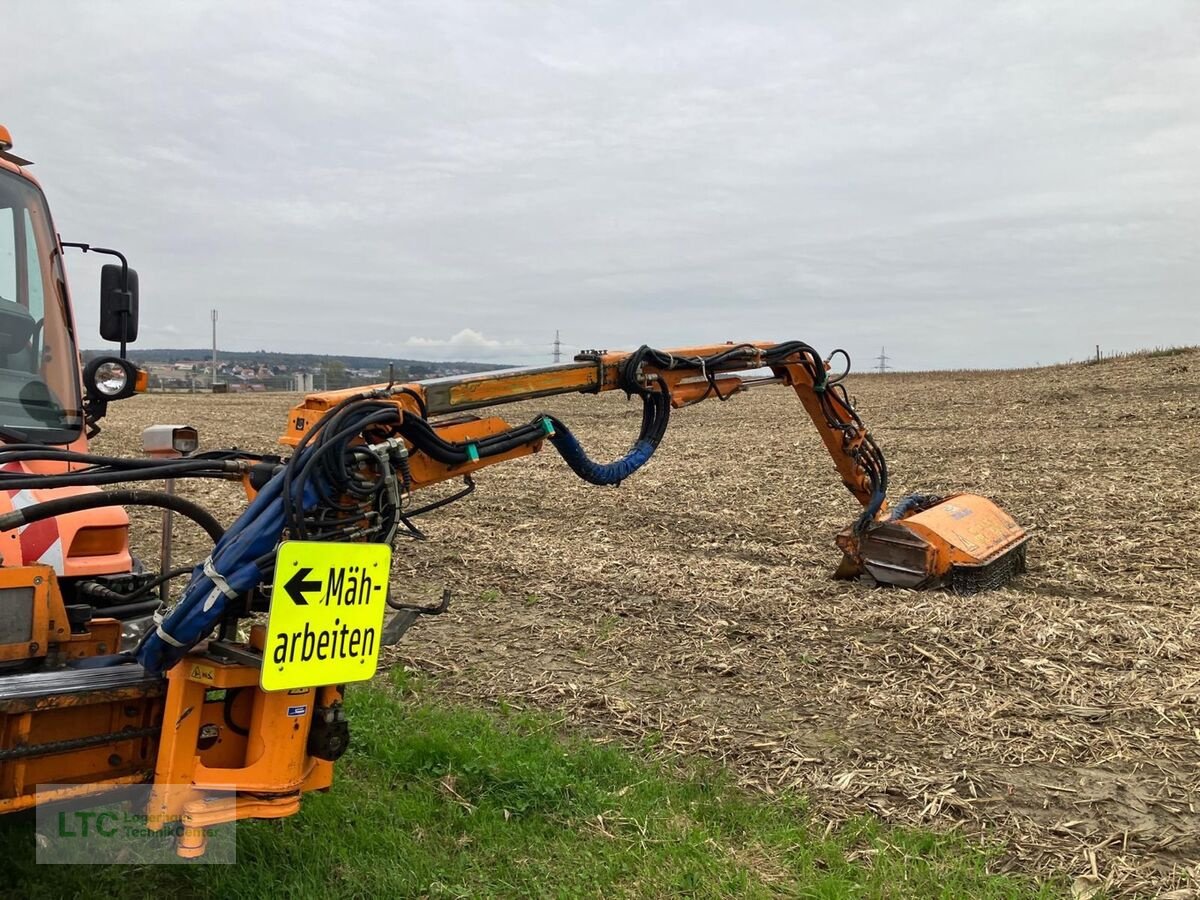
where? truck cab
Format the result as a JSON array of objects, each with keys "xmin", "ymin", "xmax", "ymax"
[{"xmin": 0, "ymin": 124, "xmax": 147, "ymax": 633}]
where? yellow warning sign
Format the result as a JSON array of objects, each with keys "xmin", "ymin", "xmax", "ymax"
[{"xmin": 261, "ymin": 540, "xmax": 393, "ymax": 692}]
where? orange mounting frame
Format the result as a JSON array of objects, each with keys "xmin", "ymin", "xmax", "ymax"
[{"xmin": 147, "ymin": 643, "xmax": 336, "ymax": 855}]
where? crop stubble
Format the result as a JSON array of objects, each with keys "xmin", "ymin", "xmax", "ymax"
[{"xmin": 93, "ymin": 350, "xmax": 1200, "ymax": 894}]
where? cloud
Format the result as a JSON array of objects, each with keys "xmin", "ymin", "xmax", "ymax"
[
  {"xmin": 402, "ymin": 328, "xmax": 523, "ymax": 361},
  {"xmin": 3, "ymin": 1, "xmax": 1197, "ymax": 370}
]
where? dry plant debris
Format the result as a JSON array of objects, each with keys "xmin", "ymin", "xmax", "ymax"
[{"xmin": 93, "ymin": 348, "xmax": 1200, "ymax": 895}]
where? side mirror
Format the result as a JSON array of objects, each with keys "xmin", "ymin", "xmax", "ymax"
[{"xmin": 100, "ymin": 264, "xmax": 139, "ymax": 345}]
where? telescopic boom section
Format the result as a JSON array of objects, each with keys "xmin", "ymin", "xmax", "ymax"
[
  {"xmin": 282, "ymin": 343, "xmax": 882, "ymax": 510},
  {"xmin": 280, "ymin": 341, "xmax": 1027, "ymax": 593}
]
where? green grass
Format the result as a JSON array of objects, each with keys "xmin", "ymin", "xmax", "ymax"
[
  {"xmin": 0, "ymin": 671, "xmax": 1060, "ymax": 899},
  {"xmin": 1143, "ymin": 345, "xmax": 1192, "ymax": 358}
]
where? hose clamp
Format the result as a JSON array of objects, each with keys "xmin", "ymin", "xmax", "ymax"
[{"xmin": 202, "ymin": 557, "xmax": 238, "ymax": 600}]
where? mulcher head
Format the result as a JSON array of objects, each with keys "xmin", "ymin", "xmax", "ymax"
[{"xmin": 837, "ymin": 494, "xmax": 1029, "ymax": 593}]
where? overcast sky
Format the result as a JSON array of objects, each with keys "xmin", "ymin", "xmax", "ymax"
[{"xmin": 5, "ymin": 1, "xmax": 1198, "ymax": 369}]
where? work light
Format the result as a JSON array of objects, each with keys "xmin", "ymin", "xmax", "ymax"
[{"xmin": 84, "ymin": 355, "xmax": 140, "ymax": 400}]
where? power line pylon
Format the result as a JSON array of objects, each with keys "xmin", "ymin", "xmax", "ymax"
[
  {"xmin": 875, "ymin": 346, "xmax": 891, "ymax": 374},
  {"xmin": 211, "ymin": 309, "xmax": 219, "ymax": 386}
]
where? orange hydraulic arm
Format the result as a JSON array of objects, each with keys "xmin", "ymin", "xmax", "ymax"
[
  {"xmin": 281, "ymin": 342, "xmax": 888, "ymax": 544},
  {"xmin": 278, "ymin": 341, "xmax": 1027, "ymax": 591}
]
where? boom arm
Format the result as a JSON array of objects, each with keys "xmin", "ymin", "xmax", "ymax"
[
  {"xmin": 138, "ymin": 338, "xmax": 1024, "ymax": 675},
  {"xmin": 281, "ymin": 341, "xmax": 888, "ymax": 524}
]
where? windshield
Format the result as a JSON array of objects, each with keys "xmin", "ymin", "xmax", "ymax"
[{"xmin": 0, "ymin": 169, "xmax": 82, "ymax": 443}]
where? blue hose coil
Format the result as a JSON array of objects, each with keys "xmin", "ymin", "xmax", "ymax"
[{"xmin": 547, "ymin": 420, "xmax": 657, "ymax": 487}]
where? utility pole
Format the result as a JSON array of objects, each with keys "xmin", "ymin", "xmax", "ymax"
[
  {"xmin": 875, "ymin": 346, "xmax": 891, "ymax": 374},
  {"xmin": 211, "ymin": 309, "xmax": 219, "ymax": 387},
  {"xmin": 552, "ymin": 329, "xmax": 562, "ymax": 364}
]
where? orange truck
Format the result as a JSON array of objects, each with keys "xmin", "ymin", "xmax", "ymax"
[{"xmin": 0, "ymin": 124, "xmax": 1027, "ymax": 855}]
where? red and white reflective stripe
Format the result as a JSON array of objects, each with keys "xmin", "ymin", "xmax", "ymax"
[{"xmin": 2, "ymin": 462, "xmax": 64, "ymax": 574}]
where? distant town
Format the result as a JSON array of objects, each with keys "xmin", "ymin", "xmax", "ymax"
[{"xmin": 82, "ymin": 348, "xmax": 507, "ymax": 393}]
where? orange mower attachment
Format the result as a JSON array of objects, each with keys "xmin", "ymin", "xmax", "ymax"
[{"xmin": 838, "ymin": 492, "xmax": 1029, "ymax": 593}]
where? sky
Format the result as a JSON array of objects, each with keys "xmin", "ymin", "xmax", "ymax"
[{"xmin": 4, "ymin": 0, "xmax": 1198, "ymax": 369}]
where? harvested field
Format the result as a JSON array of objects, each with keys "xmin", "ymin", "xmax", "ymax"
[{"xmin": 94, "ymin": 348, "xmax": 1200, "ymax": 895}]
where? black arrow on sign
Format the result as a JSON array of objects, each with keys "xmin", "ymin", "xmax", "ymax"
[{"xmin": 284, "ymin": 567, "xmax": 321, "ymax": 606}]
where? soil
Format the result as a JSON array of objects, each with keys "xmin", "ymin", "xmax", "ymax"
[{"xmin": 91, "ymin": 348, "xmax": 1200, "ymax": 895}]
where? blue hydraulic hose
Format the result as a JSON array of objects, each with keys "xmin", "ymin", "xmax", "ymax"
[
  {"xmin": 136, "ymin": 450, "xmax": 324, "ymax": 674},
  {"xmin": 137, "ymin": 406, "xmax": 666, "ymax": 673},
  {"xmin": 545, "ymin": 416, "xmax": 660, "ymax": 486},
  {"xmin": 886, "ymin": 492, "xmax": 943, "ymax": 520}
]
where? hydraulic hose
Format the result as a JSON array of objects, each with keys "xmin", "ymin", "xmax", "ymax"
[
  {"xmin": 544, "ymin": 385, "xmax": 670, "ymax": 486},
  {"xmin": 0, "ymin": 490, "xmax": 226, "ymax": 544},
  {"xmin": 77, "ymin": 565, "xmax": 194, "ymax": 607},
  {"xmin": 0, "ymin": 460, "xmax": 244, "ymax": 491},
  {"xmin": 88, "ymin": 597, "xmax": 161, "ymax": 620}
]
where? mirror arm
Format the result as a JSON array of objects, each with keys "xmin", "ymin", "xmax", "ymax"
[
  {"xmin": 60, "ymin": 242, "xmax": 129, "ymax": 283},
  {"xmin": 61, "ymin": 241, "xmax": 133, "ymax": 358}
]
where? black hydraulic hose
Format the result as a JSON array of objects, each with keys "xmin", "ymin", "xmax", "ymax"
[
  {"xmin": 223, "ymin": 688, "xmax": 251, "ymax": 737},
  {"xmin": 398, "ymin": 412, "xmax": 550, "ymax": 466},
  {"xmin": 403, "ymin": 475, "xmax": 476, "ymax": 518},
  {"xmin": 394, "ymin": 387, "xmax": 427, "ymax": 418},
  {"xmin": 0, "ymin": 459, "xmax": 243, "ymax": 491},
  {"xmin": 282, "ymin": 390, "xmax": 376, "ymax": 525},
  {"xmin": 0, "ymin": 450, "xmax": 234, "ymax": 469},
  {"xmin": 825, "ymin": 349, "xmax": 851, "ymax": 385},
  {"xmin": 79, "ymin": 565, "xmax": 194, "ymax": 607},
  {"xmin": 285, "ymin": 406, "xmax": 401, "ymax": 536},
  {"xmin": 91, "ymin": 597, "xmax": 162, "ymax": 620},
  {"xmin": 0, "ymin": 490, "xmax": 225, "ymax": 544}
]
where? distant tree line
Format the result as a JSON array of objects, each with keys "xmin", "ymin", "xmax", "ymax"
[{"xmin": 82, "ymin": 347, "xmax": 506, "ymax": 374}]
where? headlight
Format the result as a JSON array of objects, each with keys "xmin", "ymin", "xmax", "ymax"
[
  {"xmin": 83, "ymin": 355, "xmax": 140, "ymax": 402},
  {"xmin": 93, "ymin": 360, "xmax": 130, "ymax": 397}
]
